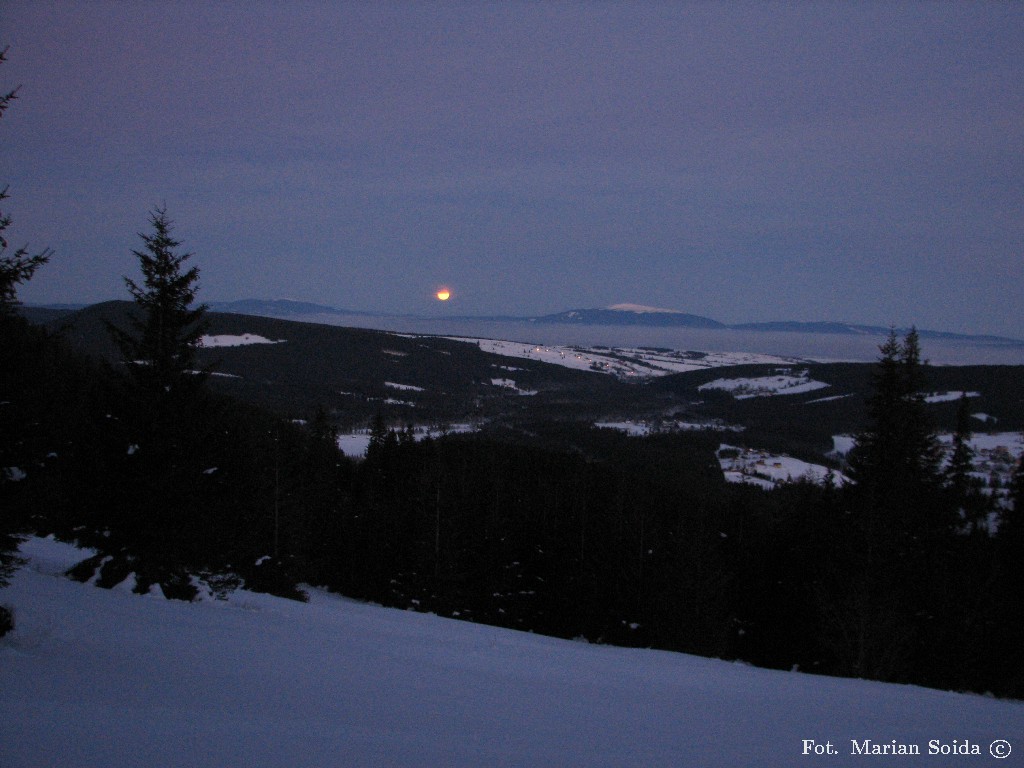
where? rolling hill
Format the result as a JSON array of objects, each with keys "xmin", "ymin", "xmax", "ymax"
[{"xmin": 31, "ymin": 301, "xmax": 1024, "ymax": 460}]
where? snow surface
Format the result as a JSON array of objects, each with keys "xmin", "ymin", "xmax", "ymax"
[
  {"xmin": 2, "ymin": 536, "xmax": 1021, "ymax": 767},
  {"xmin": 606, "ymin": 303, "xmax": 684, "ymax": 314},
  {"xmin": 698, "ymin": 371, "xmax": 830, "ymax": 399},
  {"xmin": 596, "ymin": 420, "xmax": 742, "ymax": 436},
  {"xmin": 718, "ymin": 445, "xmax": 850, "ymax": 488},
  {"xmin": 198, "ymin": 334, "xmax": 283, "ymax": 347},
  {"xmin": 449, "ymin": 337, "xmax": 804, "ymax": 379},
  {"xmin": 832, "ymin": 435, "xmax": 857, "ymax": 456},
  {"xmin": 922, "ymin": 390, "xmax": 981, "ymax": 403},
  {"xmin": 490, "ymin": 378, "xmax": 538, "ymax": 396},
  {"xmin": 385, "ymin": 381, "xmax": 425, "ymax": 392},
  {"xmin": 3, "ymin": 466, "xmax": 27, "ymax": 482},
  {"xmin": 595, "ymin": 421, "xmax": 652, "ymax": 437},
  {"xmin": 805, "ymin": 394, "xmax": 852, "ymax": 404},
  {"xmin": 336, "ymin": 432, "xmax": 372, "ymax": 457}
]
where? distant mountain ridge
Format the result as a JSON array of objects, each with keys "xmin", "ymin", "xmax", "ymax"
[
  {"xmin": 531, "ymin": 304, "xmax": 1023, "ymax": 344},
  {"xmin": 207, "ymin": 299, "xmax": 375, "ymax": 317},
  {"xmin": 26, "ymin": 299, "xmax": 1024, "ymax": 345},
  {"xmin": 543, "ymin": 305, "xmax": 1024, "ymax": 344},
  {"xmin": 533, "ymin": 305, "xmax": 726, "ymax": 329}
]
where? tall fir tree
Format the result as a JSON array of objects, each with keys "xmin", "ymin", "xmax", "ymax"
[
  {"xmin": 896, "ymin": 328, "xmax": 941, "ymax": 484},
  {"xmin": 99, "ymin": 208, "xmax": 211, "ymax": 594},
  {"xmin": 945, "ymin": 394, "xmax": 974, "ymax": 493},
  {"xmin": 107, "ymin": 207, "xmax": 208, "ymax": 397},
  {"xmin": 832, "ymin": 327, "xmax": 949, "ymax": 681},
  {"xmin": 366, "ymin": 412, "xmax": 389, "ymax": 462}
]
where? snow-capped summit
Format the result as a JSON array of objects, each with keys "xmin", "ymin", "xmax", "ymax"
[{"xmin": 607, "ymin": 303, "xmax": 686, "ymax": 314}]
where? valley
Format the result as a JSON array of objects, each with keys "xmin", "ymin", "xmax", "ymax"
[{"xmin": 41, "ymin": 301, "xmax": 1024, "ymax": 477}]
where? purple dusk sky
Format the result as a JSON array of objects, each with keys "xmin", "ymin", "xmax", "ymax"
[{"xmin": 1, "ymin": 2, "xmax": 1022, "ymax": 336}]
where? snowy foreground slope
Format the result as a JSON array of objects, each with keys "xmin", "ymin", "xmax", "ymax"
[{"xmin": 3, "ymin": 538, "xmax": 1022, "ymax": 768}]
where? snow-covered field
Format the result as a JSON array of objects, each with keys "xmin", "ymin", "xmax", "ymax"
[
  {"xmin": 336, "ymin": 424, "xmax": 477, "ymax": 458},
  {"xmin": 698, "ymin": 370, "xmax": 830, "ymax": 399},
  {"xmin": 923, "ymin": 390, "xmax": 981, "ymax": 403},
  {"xmin": 717, "ymin": 445, "xmax": 850, "ymax": 489},
  {"xmin": 198, "ymin": 333, "xmax": 283, "ymax": 347},
  {"xmin": 2, "ymin": 537, "xmax": 1021, "ymax": 768},
  {"xmin": 336, "ymin": 431, "xmax": 374, "ymax": 457},
  {"xmin": 490, "ymin": 378, "xmax": 538, "ymax": 395},
  {"xmin": 385, "ymin": 381, "xmax": 425, "ymax": 392},
  {"xmin": 449, "ymin": 337, "xmax": 805, "ymax": 379},
  {"xmin": 596, "ymin": 419, "xmax": 743, "ymax": 436}
]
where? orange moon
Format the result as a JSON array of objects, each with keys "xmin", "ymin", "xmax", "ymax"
[{"xmin": 436, "ymin": 288, "xmax": 451, "ymax": 301}]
